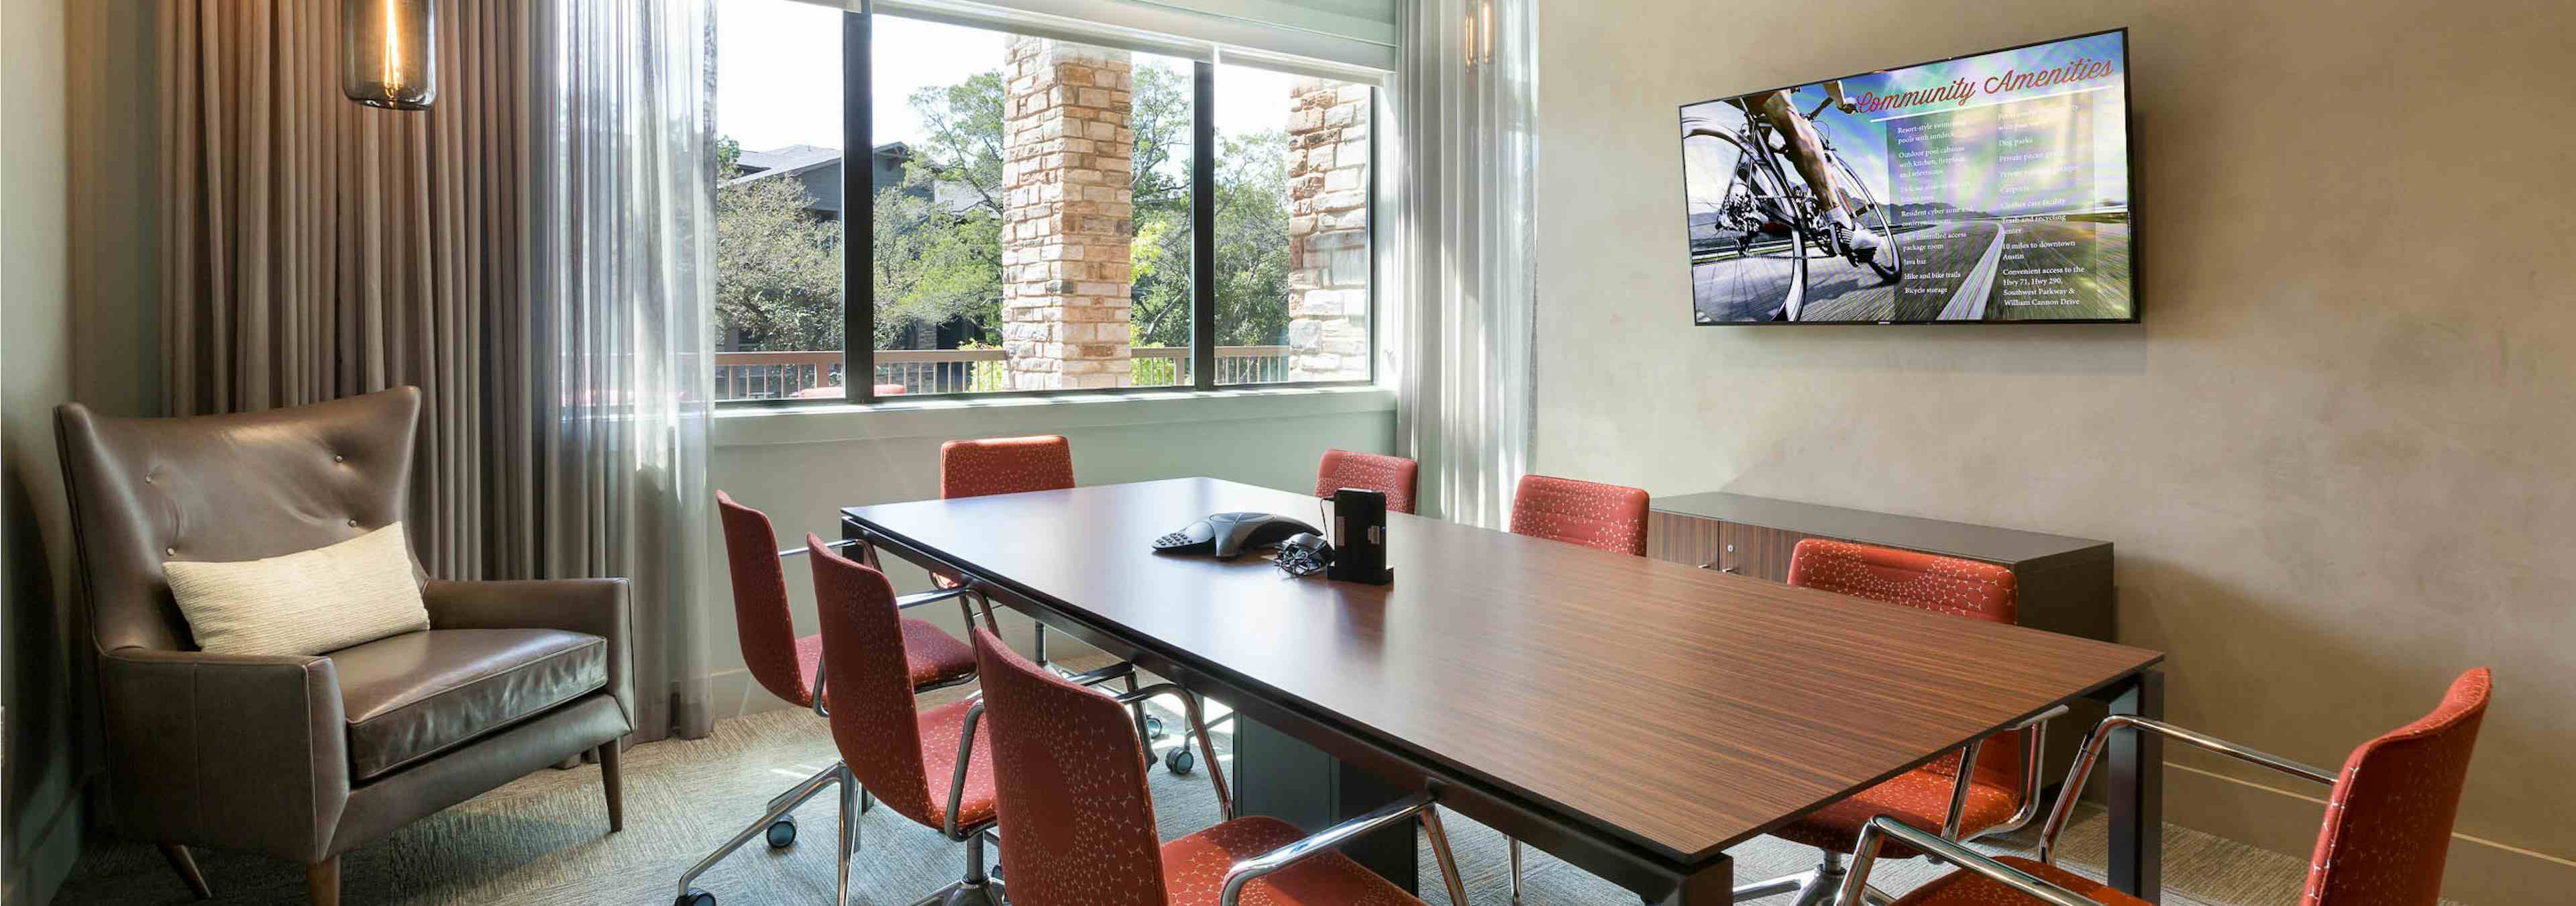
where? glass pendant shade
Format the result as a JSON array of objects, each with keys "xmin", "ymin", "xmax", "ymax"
[{"xmin": 342, "ymin": 0, "xmax": 437, "ymax": 110}]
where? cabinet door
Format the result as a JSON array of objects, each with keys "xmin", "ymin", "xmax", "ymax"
[
  {"xmin": 1717, "ymin": 521, "xmax": 1816, "ymax": 582},
  {"xmin": 1646, "ymin": 511, "xmax": 1725, "ymax": 568}
]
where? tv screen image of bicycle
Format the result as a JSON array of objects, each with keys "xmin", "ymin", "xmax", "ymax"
[{"xmin": 1678, "ymin": 29, "xmax": 2135, "ymax": 325}]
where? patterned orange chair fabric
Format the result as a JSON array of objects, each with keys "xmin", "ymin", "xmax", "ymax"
[
  {"xmin": 808, "ymin": 536, "xmax": 996, "ymax": 833},
  {"xmin": 1778, "ymin": 539, "xmax": 2025, "ymax": 857},
  {"xmin": 714, "ymin": 491, "xmax": 971, "ymax": 707},
  {"xmin": 1315, "ymin": 450, "xmax": 1419, "ymax": 515},
  {"xmin": 2300, "ymin": 666, "xmax": 2491, "ymax": 906},
  {"xmin": 1507, "ymin": 474, "xmax": 1650, "ymax": 556},
  {"xmin": 941, "ymin": 435, "xmax": 1077, "ymax": 499},
  {"xmin": 1891, "ymin": 668, "xmax": 2492, "ymax": 906},
  {"xmin": 969, "ymin": 627, "xmax": 1430, "ymax": 906}
]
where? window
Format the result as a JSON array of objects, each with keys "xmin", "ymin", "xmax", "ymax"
[{"xmin": 712, "ymin": 0, "xmax": 1375, "ymax": 404}]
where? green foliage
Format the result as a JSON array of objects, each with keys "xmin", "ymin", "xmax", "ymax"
[
  {"xmin": 713, "ymin": 154, "xmax": 843, "ymax": 352},
  {"xmin": 713, "ymin": 58, "xmax": 1307, "ymax": 362}
]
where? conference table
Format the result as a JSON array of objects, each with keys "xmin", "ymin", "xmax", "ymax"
[{"xmin": 841, "ymin": 477, "xmax": 2167, "ymax": 905}]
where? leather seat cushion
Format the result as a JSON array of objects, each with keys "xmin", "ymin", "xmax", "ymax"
[
  {"xmin": 1889, "ymin": 855, "xmax": 2146, "ymax": 906},
  {"xmin": 332, "ymin": 628, "xmax": 608, "ymax": 781},
  {"xmin": 1163, "ymin": 816, "xmax": 1426, "ymax": 905}
]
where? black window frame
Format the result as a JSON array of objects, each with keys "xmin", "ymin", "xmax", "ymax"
[{"xmin": 716, "ymin": 5, "xmax": 1380, "ymax": 408}]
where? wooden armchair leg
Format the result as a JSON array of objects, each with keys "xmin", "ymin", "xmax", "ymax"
[
  {"xmin": 157, "ymin": 843, "xmax": 213, "ymax": 899},
  {"xmin": 307, "ymin": 856, "xmax": 340, "ymax": 906},
  {"xmin": 598, "ymin": 741, "xmax": 626, "ymax": 832}
]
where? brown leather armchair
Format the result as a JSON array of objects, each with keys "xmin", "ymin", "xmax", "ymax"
[{"xmin": 54, "ymin": 387, "xmax": 633, "ymax": 905}]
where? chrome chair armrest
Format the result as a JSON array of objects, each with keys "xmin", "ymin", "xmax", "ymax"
[
  {"xmin": 1115, "ymin": 682, "xmax": 1232, "ymax": 820},
  {"xmin": 1935, "ymin": 704, "xmax": 2070, "ymax": 841},
  {"xmin": 944, "ymin": 701, "xmax": 987, "ymax": 840},
  {"xmin": 2037, "ymin": 713, "xmax": 2337, "ymax": 863},
  {"xmin": 1219, "ymin": 793, "xmax": 1438, "ymax": 906},
  {"xmin": 1953, "ymin": 704, "xmax": 2072, "ymax": 841},
  {"xmin": 1841, "ymin": 815, "xmax": 2098, "ymax": 906},
  {"xmin": 1063, "ymin": 660, "xmax": 1137, "ymax": 689},
  {"xmin": 812, "ymin": 655, "xmax": 830, "ymax": 718},
  {"xmin": 895, "ymin": 587, "xmax": 977, "ymax": 611},
  {"xmin": 1938, "ymin": 738, "xmax": 1986, "ymax": 839},
  {"xmin": 777, "ymin": 538, "xmax": 864, "ymax": 558}
]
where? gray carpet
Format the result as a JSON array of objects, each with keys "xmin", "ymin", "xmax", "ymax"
[{"xmin": 57, "ymin": 685, "xmax": 2391, "ymax": 906}]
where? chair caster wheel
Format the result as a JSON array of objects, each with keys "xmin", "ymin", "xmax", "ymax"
[
  {"xmin": 678, "ymin": 889, "xmax": 715, "ymax": 906},
  {"xmin": 1165, "ymin": 746, "xmax": 1195, "ymax": 774},
  {"xmin": 1144, "ymin": 715, "xmax": 1166, "ymax": 739},
  {"xmin": 765, "ymin": 815, "xmax": 797, "ymax": 848}
]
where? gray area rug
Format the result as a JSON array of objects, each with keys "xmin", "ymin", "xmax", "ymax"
[{"xmin": 57, "ymin": 688, "xmax": 2389, "ymax": 905}]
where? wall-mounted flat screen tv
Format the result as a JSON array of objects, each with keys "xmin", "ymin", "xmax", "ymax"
[{"xmin": 1678, "ymin": 29, "xmax": 2135, "ymax": 324}]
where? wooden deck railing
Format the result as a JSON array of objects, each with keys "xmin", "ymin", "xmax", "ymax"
[{"xmin": 714, "ymin": 346, "xmax": 1296, "ymax": 400}]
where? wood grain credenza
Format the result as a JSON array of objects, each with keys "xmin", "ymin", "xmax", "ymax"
[
  {"xmin": 1650, "ymin": 491, "xmax": 2118, "ymax": 787},
  {"xmin": 1650, "ymin": 491, "xmax": 2114, "ymax": 642}
]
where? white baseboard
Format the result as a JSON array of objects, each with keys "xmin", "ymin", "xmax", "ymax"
[{"xmin": 2163, "ymin": 760, "xmax": 2569, "ymax": 905}]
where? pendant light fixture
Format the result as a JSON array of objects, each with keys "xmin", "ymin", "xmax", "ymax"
[{"xmin": 342, "ymin": 0, "xmax": 437, "ymax": 110}]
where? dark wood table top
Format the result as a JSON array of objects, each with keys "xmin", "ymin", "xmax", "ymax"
[{"xmin": 843, "ymin": 478, "xmax": 2163, "ymax": 863}]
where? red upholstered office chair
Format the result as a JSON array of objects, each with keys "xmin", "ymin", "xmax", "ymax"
[
  {"xmin": 677, "ymin": 493, "xmax": 982, "ymax": 903},
  {"xmin": 967, "ymin": 625, "xmax": 1474, "ymax": 906},
  {"xmin": 942, "ymin": 434, "xmax": 1077, "ymax": 499},
  {"xmin": 939, "ymin": 435, "xmax": 1078, "ymax": 665},
  {"xmin": 1315, "ymin": 449, "xmax": 1419, "ymax": 514},
  {"xmin": 1503, "ymin": 472, "xmax": 1650, "ymax": 897},
  {"xmin": 936, "ymin": 434, "xmax": 1169, "ymax": 739},
  {"xmin": 681, "ymin": 535, "xmax": 1010, "ymax": 906},
  {"xmin": 1731, "ymin": 539, "xmax": 2061, "ymax": 905},
  {"xmin": 1839, "ymin": 668, "xmax": 2493, "ymax": 906},
  {"xmin": 1509, "ymin": 473, "xmax": 1650, "ymax": 556}
]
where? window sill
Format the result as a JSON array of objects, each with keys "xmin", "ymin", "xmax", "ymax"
[{"xmin": 712, "ymin": 383, "xmax": 1397, "ymax": 448}]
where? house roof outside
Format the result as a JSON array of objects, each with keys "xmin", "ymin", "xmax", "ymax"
[{"xmin": 724, "ymin": 142, "xmax": 983, "ymax": 217}]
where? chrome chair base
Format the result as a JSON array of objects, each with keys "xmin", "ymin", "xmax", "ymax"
[
  {"xmin": 675, "ymin": 762, "xmax": 861, "ymax": 906},
  {"xmin": 905, "ymin": 880, "xmax": 1006, "ymax": 906},
  {"xmin": 1731, "ymin": 854, "xmax": 1896, "ymax": 906}
]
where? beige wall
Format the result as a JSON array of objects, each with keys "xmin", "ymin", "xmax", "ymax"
[
  {"xmin": 702, "ymin": 391, "xmax": 1397, "ymax": 718},
  {"xmin": 1534, "ymin": 1, "xmax": 2573, "ymax": 902},
  {"xmin": 3, "ymin": 0, "xmax": 87, "ymax": 901}
]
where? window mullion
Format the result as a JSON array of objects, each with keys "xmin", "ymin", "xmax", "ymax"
[
  {"xmin": 1190, "ymin": 60, "xmax": 1218, "ymax": 391},
  {"xmin": 845, "ymin": 7, "xmax": 875, "ymax": 404}
]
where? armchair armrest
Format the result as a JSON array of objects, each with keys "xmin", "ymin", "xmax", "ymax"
[
  {"xmin": 1220, "ymin": 793, "xmax": 1444, "ymax": 906},
  {"xmin": 1841, "ymin": 815, "xmax": 2098, "ymax": 906},
  {"xmin": 97, "ymin": 647, "xmax": 352, "ymax": 862},
  {"xmin": 2038, "ymin": 713, "xmax": 2337, "ymax": 864},
  {"xmin": 423, "ymin": 578, "xmax": 634, "ymax": 734}
]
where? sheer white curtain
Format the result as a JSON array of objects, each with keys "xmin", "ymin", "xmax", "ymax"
[
  {"xmin": 530, "ymin": 0, "xmax": 720, "ymax": 741},
  {"xmin": 1385, "ymin": 0, "xmax": 1538, "ymax": 527}
]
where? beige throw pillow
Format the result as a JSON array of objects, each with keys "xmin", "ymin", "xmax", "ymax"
[{"xmin": 164, "ymin": 523, "xmax": 432, "ymax": 656}]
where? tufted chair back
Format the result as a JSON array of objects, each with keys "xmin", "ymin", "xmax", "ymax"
[
  {"xmin": 56, "ymin": 388, "xmax": 425, "ymax": 654},
  {"xmin": 1509, "ymin": 474, "xmax": 1650, "ymax": 556},
  {"xmin": 970, "ymin": 625, "xmax": 1169, "ymax": 906},
  {"xmin": 941, "ymin": 435, "xmax": 1076, "ymax": 499},
  {"xmin": 808, "ymin": 534, "xmax": 943, "ymax": 825},
  {"xmin": 1788, "ymin": 539, "xmax": 2025, "ymax": 797},
  {"xmin": 2304, "ymin": 668, "xmax": 2491, "ymax": 906},
  {"xmin": 1316, "ymin": 449, "xmax": 1419, "ymax": 514},
  {"xmin": 715, "ymin": 491, "xmax": 812, "ymax": 707}
]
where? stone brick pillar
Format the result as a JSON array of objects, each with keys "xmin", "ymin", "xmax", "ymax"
[
  {"xmin": 1285, "ymin": 79, "xmax": 1372, "ymax": 381},
  {"xmin": 1000, "ymin": 38, "xmax": 1136, "ymax": 390}
]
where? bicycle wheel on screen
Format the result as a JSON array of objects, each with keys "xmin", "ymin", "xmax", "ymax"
[
  {"xmin": 1835, "ymin": 155, "xmax": 1902, "ymax": 282},
  {"xmin": 1686, "ymin": 130, "xmax": 1807, "ymax": 322}
]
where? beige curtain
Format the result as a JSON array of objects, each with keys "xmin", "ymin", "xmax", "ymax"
[
  {"xmin": 160, "ymin": 0, "xmax": 714, "ymax": 742},
  {"xmin": 161, "ymin": 0, "xmax": 531, "ymax": 579}
]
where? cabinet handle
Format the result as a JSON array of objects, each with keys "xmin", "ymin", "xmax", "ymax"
[{"xmin": 1720, "ymin": 566, "xmax": 1740, "ymax": 574}]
